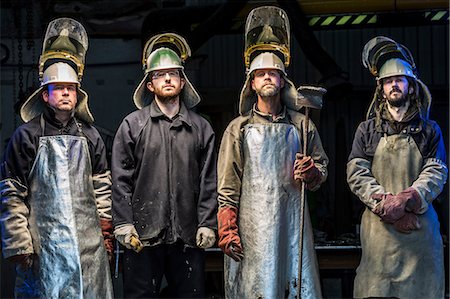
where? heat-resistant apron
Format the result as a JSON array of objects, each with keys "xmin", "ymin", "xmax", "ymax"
[
  {"xmin": 15, "ymin": 116, "xmax": 113, "ymax": 299},
  {"xmin": 354, "ymin": 133, "xmax": 444, "ymax": 298},
  {"xmin": 224, "ymin": 123, "xmax": 322, "ymax": 299}
]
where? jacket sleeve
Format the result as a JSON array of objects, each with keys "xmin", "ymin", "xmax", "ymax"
[
  {"xmin": 306, "ymin": 119, "xmax": 329, "ymax": 191},
  {"xmin": 0, "ymin": 127, "xmax": 37, "ymax": 258},
  {"xmin": 111, "ymin": 118, "xmax": 136, "ymax": 228},
  {"xmin": 197, "ymin": 123, "xmax": 218, "ymax": 229},
  {"xmin": 90, "ymin": 130, "xmax": 112, "ymax": 220},
  {"xmin": 93, "ymin": 171, "xmax": 112, "ymax": 220},
  {"xmin": 0, "ymin": 179, "xmax": 33, "ymax": 258},
  {"xmin": 347, "ymin": 123, "xmax": 386, "ymax": 209},
  {"xmin": 217, "ymin": 124, "xmax": 244, "ymax": 209},
  {"xmin": 411, "ymin": 123, "xmax": 448, "ymax": 213}
]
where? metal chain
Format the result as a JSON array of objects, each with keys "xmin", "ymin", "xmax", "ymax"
[
  {"xmin": 12, "ymin": 1, "xmax": 24, "ymax": 128},
  {"xmin": 26, "ymin": 0, "xmax": 34, "ymax": 51},
  {"xmin": 12, "ymin": 37, "xmax": 17, "ymax": 127},
  {"xmin": 26, "ymin": 0, "xmax": 37, "ymax": 87}
]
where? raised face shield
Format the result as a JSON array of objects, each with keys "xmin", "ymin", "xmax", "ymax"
[
  {"xmin": 244, "ymin": 6, "xmax": 290, "ymax": 69},
  {"xmin": 39, "ymin": 18, "xmax": 89, "ymax": 82},
  {"xmin": 362, "ymin": 36, "xmax": 416, "ymax": 78}
]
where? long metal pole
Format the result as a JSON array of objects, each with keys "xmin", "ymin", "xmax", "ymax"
[{"xmin": 297, "ymin": 107, "xmax": 309, "ymax": 299}]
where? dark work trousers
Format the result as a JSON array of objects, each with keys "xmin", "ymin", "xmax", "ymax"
[{"xmin": 123, "ymin": 243, "xmax": 206, "ymax": 298}]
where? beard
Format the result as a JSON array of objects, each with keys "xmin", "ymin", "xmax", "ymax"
[
  {"xmin": 157, "ymin": 93, "xmax": 179, "ymax": 103},
  {"xmin": 256, "ymin": 84, "xmax": 280, "ymax": 97},
  {"xmin": 153, "ymin": 85, "xmax": 181, "ymax": 102},
  {"xmin": 386, "ymin": 87, "xmax": 408, "ymax": 107}
]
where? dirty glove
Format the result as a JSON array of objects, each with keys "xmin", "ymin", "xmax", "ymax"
[
  {"xmin": 372, "ymin": 187, "xmax": 422, "ymax": 223},
  {"xmin": 114, "ymin": 224, "xmax": 143, "ymax": 253},
  {"xmin": 100, "ymin": 219, "xmax": 114, "ymax": 261},
  {"xmin": 7, "ymin": 253, "xmax": 34, "ymax": 271},
  {"xmin": 393, "ymin": 212, "xmax": 421, "ymax": 234},
  {"xmin": 217, "ymin": 207, "xmax": 244, "ymax": 262},
  {"xmin": 396, "ymin": 187, "xmax": 422, "ymax": 213},
  {"xmin": 196, "ymin": 227, "xmax": 216, "ymax": 249},
  {"xmin": 294, "ymin": 153, "xmax": 322, "ymax": 190}
]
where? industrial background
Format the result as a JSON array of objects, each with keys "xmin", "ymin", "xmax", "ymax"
[{"xmin": 1, "ymin": 0, "xmax": 449, "ymax": 298}]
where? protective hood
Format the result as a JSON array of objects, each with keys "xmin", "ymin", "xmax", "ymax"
[
  {"xmin": 21, "ymin": 62, "xmax": 93, "ymax": 124},
  {"xmin": 239, "ymin": 52, "xmax": 298, "ymax": 115},
  {"xmin": 363, "ymin": 36, "xmax": 431, "ymax": 120},
  {"xmin": 20, "ymin": 86, "xmax": 92, "ymax": 124},
  {"xmin": 365, "ymin": 78, "xmax": 432, "ymax": 121},
  {"xmin": 133, "ymin": 35, "xmax": 200, "ymax": 110}
]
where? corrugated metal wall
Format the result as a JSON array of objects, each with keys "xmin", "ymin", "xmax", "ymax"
[{"xmin": 194, "ymin": 24, "xmax": 449, "ymax": 90}]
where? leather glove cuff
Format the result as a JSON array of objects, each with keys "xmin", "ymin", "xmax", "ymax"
[
  {"xmin": 217, "ymin": 206, "xmax": 243, "ymax": 260},
  {"xmin": 7, "ymin": 253, "xmax": 34, "ymax": 270},
  {"xmin": 398, "ymin": 187, "xmax": 422, "ymax": 213},
  {"xmin": 393, "ymin": 212, "xmax": 421, "ymax": 234},
  {"xmin": 100, "ymin": 219, "xmax": 114, "ymax": 256}
]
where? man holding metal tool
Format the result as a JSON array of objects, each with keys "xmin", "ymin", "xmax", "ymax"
[
  {"xmin": 217, "ymin": 6, "xmax": 327, "ymax": 299},
  {"xmin": 347, "ymin": 36, "xmax": 447, "ymax": 298}
]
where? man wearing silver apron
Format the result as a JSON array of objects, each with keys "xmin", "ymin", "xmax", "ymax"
[
  {"xmin": 0, "ymin": 18, "xmax": 113, "ymax": 299},
  {"xmin": 347, "ymin": 37, "xmax": 448, "ymax": 298},
  {"xmin": 217, "ymin": 52, "xmax": 328, "ymax": 298}
]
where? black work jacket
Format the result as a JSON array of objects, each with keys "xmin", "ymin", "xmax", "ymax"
[
  {"xmin": 111, "ymin": 100, "xmax": 217, "ymax": 247},
  {"xmin": 1, "ymin": 107, "xmax": 109, "ymax": 184}
]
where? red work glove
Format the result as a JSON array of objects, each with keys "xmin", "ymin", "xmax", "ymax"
[
  {"xmin": 397, "ymin": 187, "xmax": 422, "ymax": 213},
  {"xmin": 393, "ymin": 212, "xmax": 421, "ymax": 234},
  {"xmin": 217, "ymin": 206, "xmax": 244, "ymax": 262},
  {"xmin": 100, "ymin": 219, "xmax": 114, "ymax": 262},
  {"xmin": 7, "ymin": 253, "xmax": 34, "ymax": 271},
  {"xmin": 372, "ymin": 187, "xmax": 422, "ymax": 223},
  {"xmin": 294, "ymin": 153, "xmax": 322, "ymax": 190}
]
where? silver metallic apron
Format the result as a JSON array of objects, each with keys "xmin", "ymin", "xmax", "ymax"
[
  {"xmin": 224, "ymin": 123, "xmax": 322, "ymax": 299},
  {"xmin": 354, "ymin": 133, "xmax": 444, "ymax": 298},
  {"xmin": 16, "ymin": 120, "xmax": 113, "ymax": 299}
]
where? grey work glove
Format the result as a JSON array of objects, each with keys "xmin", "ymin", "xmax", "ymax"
[
  {"xmin": 196, "ymin": 227, "xmax": 216, "ymax": 249},
  {"xmin": 114, "ymin": 224, "xmax": 143, "ymax": 253}
]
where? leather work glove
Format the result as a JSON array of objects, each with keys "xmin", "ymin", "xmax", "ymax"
[
  {"xmin": 393, "ymin": 212, "xmax": 421, "ymax": 234},
  {"xmin": 294, "ymin": 153, "xmax": 322, "ymax": 190},
  {"xmin": 396, "ymin": 187, "xmax": 422, "ymax": 213},
  {"xmin": 7, "ymin": 253, "xmax": 34, "ymax": 271},
  {"xmin": 196, "ymin": 227, "xmax": 216, "ymax": 249},
  {"xmin": 217, "ymin": 206, "xmax": 244, "ymax": 262},
  {"xmin": 372, "ymin": 187, "xmax": 422, "ymax": 224},
  {"xmin": 114, "ymin": 224, "xmax": 144, "ymax": 253},
  {"xmin": 100, "ymin": 219, "xmax": 114, "ymax": 262}
]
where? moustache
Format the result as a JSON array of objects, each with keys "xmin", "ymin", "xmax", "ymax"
[
  {"xmin": 262, "ymin": 83, "xmax": 276, "ymax": 88},
  {"xmin": 390, "ymin": 87, "xmax": 402, "ymax": 94}
]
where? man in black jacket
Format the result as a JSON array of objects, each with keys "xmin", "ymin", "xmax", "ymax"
[
  {"xmin": 0, "ymin": 18, "xmax": 113, "ymax": 298},
  {"xmin": 112, "ymin": 34, "xmax": 217, "ymax": 298}
]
